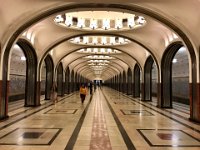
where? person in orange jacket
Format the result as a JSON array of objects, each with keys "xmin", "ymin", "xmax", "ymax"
[{"xmin": 80, "ymin": 84, "xmax": 87, "ymax": 104}]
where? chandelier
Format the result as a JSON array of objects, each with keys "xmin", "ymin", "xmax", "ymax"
[
  {"xmin": 69, "ymin": 36, "xmax": 130, "ymax": 46},
  {"xmin": 77, "ymin": 48, "xmax": 121, "ymax": 54},
  {"xmin": 54, "ymin": 11, "xmax": 146, "ymax": 31}
]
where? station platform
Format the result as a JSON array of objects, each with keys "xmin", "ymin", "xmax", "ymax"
[{"xmin": 0, "ymin": 87, "xmax": 199, "ymax": 150}]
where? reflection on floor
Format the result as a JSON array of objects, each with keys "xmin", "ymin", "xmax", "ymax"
[
  {"xmin": 148, "ymin": 97, "xmax": 190, "ymax": 120},
  {"xmin": 8, "ymin": 95, "xmax": 46, "ymax": 117},
  {"xmin": 0, "ymin": 88, "xmax": 199, "ymax": 150}
]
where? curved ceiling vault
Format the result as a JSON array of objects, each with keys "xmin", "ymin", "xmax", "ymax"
[
  {"xmin": 63, "ymin": 50, "xmax": 132, "ymax": 80},
  {"xmin": 2, "ymin": 2, "xmax": 198, "ymax": 82},
  {"xmin": 36, "ymin": 11, "xmax": 175, "ymax": 81}
]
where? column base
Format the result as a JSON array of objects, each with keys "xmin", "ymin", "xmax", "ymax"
[{"xmin": 0, "ymin": 115, "xmax": 9, "ymax": 121}]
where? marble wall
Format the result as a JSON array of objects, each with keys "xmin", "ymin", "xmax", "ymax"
[
  {"xmin": 9, "ymin": 45, "xmax": 26, "ymax": 101},
  {"xmin": 152, "ymin": 47, "xmax": 189, "ymax": 104},
  {"xmin": 9, "ymin": 45, "xmax": 46, "ymax": 101},
  {"xmin": 171, "ymin": 47, "xmax": 189, "ymax": 104},
  {"xmin": 152, "ymin": 63, "xmax": 158, "ymax": 96}
]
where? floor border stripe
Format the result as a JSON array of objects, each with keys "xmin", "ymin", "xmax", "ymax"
[
  {"xmin": 119, "ymin": 91, "xmax": 200, "ymax": 134},
  {"xmin": 102, "ymin": 90, "xmax": 136, "ymax": 150},
  {"xmin": 0, "ymin": 93, "xmax": 74, "ymax": 131},
  {"xmin": 64, "ymin": 95, "xmax": 93, "ymax": 150}
]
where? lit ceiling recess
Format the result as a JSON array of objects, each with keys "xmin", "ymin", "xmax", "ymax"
[
  {"xmin": 77, "ymin": 48, "xmax": 121, "ymax": 54},
  {"xmin": 69, "ymin": 36, "xmax": 130, "ymax": 46},
  {"xmin": 84, "ymin": 55, "xmax": 114, "ymax": 60},
  {"xmin": 54, "ymin": 11, "xmax": 146, "ymax": 31},
  {"xmin": 87, "ymin": 59, "xmax": 110, "ymax": 76}
]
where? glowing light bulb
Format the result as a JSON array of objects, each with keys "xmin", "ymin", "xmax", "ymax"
[
  {"xmin": 103, "ymin": 19, "xmax": 110, "ymax": 30},
  {"xmin": 93, "ymin": 37, "xmax": 98, "ymax": 45},
  {"xmin": 55, "ymin": 15, "xmax": 64, "ymax": 23},
  {"xmin": 77, "ymin": 18, "xmax": 85, "ymax": 28},
  {"xmin": 128, "ymin": 15, "xmax": 135, "ymax": 28},
  {"xmin": 115, "ymin": 18, "xmax": 122, "ymax": 29},
  {"xmin": 102, "ymin": 37, "xmax": 107, "ymax": 45},
  {"xmin": 65, "ymin": 15, "xmax": 73, "ymax": 27},
  {"xmin": 83, "ymin": 36, "xmax": 89, "ymax": 44},
  {"xmin": 74, "ymin": 37, "xmax": 80, "ymax": 43},
  {"xmin": 90, "ymin": 19, "xmax": 97, "ymax": 29},
  {"xmin": 110, "ymin": 37, "xmax": 115, "ymax": 45}
]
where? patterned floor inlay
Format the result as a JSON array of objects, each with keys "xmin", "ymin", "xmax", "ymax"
[
  {"xmin": 90, "ymin": 93, "xmax": 112, "ymax": 150},
  {"xmin": 121, "ymin": 110, "xmax": 154, "ymax": 116},
  {"xmin": 137, "ymin": 129, "xmax": 200, "ymax": 147},
  {"xmin": 114, "ymin": 101, "xmax": 135, "ymax": 105},
  {"xmin": 22, "ymin": 132, "xmax": 43, "ymax": 139},
  {"xmin": 44, "ymin": 109, "xmax": 77, "ymax": 114},
  {"xmin": 0, "ymin": 128, "xmax": 62, "ymax": 145}
]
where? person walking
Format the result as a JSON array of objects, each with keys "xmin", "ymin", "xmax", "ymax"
[{"xmin": 80, "ymin": 84, "xmax": 87, "ymax": 104}]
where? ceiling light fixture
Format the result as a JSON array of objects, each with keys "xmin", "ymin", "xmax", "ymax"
[
  {"xmin": 65, "ymin": 15, "xmax": 73, "ymax": 27},
  {"xmin": 90, "ymin": 19, "xmax": 97, "ymax": 30},
  {"xmin": 115, "ymin": 18, "xmax": 122, "ymax": 30},
  {"xmin": 102, "ymin": 19, "xmax": 110, "ymax": 30},
  {"xmin": 54, "ymin": 11, "xmax": 146, "ymax": 31},
  {"xmin": 70, "ymin": 36, "xmax": 130, "ymax": 46},
  {"xmin": 77, "ymin": 48, "xmax": 121, "ymax": 54},
  {"xmin": 77, "ymin": 18, "xmax": 85, "ymax": 28}
]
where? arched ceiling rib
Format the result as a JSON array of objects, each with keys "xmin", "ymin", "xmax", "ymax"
[
  {"xmin": 55, "ymin": 46, "xmax": 143, "ymax": 71},
  {"xmin": 59, "ymin": 50, "xmax": 135, "ymax": 79},
  {"xmin": 78, "ymin": 64, "xmax": 119, "ymax": 79},
  {"xmin": 63, "ymin": 53, "xmax": 132, "ymax": 69},
  {"xmin": 72, "ymin": 60, "xmax": 124, "ymax": 74},
  {"xmin": 1, "ymin": 2, "xmax": 198, "ymax": 82},
  {"xmin": 68, "ymin": 55, "xmax": 128, "ymax": 70}
]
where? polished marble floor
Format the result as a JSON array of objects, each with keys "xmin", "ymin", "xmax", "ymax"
[{"xmin": 0, "ymin": 88, "xmax": 199, "ymax": 150}]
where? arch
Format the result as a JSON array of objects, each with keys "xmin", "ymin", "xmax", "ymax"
[
  {"xmin": 142, "ymin": 56, "xmax": 154, "ymax": 101},
  {"xmin": 75, "ymin": 72, "xmax": 79, "ymax": 91},
  {"xmin": 127, "ymin": 68, "xmax": 132, "ymax": 95},
  {"xmin": 77, "ymin": 74, "xmax": 81, "ymax": 90},
  {"xmin": 161, "ymin": 42, "xmax": 187, "ymax": 108},
  {"xmin": 1, "ymin": 3, "xmax": 198, "ymax": 121},
  {"xmin": 114, "ymin": 75, "xmax": 117, "ymax": 90},
  {"xmin": 65, "ymin": 52, "xmax": 134, "ymax": 72},
  {"xmin": 77, "ymin": 63, "xmax": 120, "ymax": 76},
  {"xmin": 55, "ymin": 46, "xmax": 142, "ymax": 73},
  {"xmin": 72, "ymin": 59, "xmax": 125, "ymax": 73},
  {"xmin": 112, "ymin": 76, "xmax": 115, "ymax": 89},
  {"xmin": 65, "ymin": 53, "xmax": 133, "ymax": 82},
  {"xmin": 9, "ymin": 46, "xmax": 26, "ymax": 102},
  {"xmin": 65, "ymin": 66, "xmax": 70, "ymax": 94},
  {"xmin": 122, "ymin": 71, "xmax": 126, "ymax": 93},
  {"xmin": 80, "ymin": 75, "xmax": 84, "ymax": 84},
  {"xmin": 133, "ymin": 64, "xmax": 141, "ymax": 98},
  {"xmin": 57, "ymin": 62, "xmax": 64, "ymax": 96},
  {"xmin": 152, "ymin": 62, "xmax": 158, "ymax": 99},
  {"xmin": 44, "ymin": 54, "xmax": 54, "ymax": 100},
  {"xmin": 17, "ymin": 39, "xmax": 38, "ymax": 107},
  {"xmin": 117, "ymin": 74, "xmax": 120, "ymax": 91},
  {"xmin": 37, "ymin": 34, "xmax": 155, "ymax": 88},
  {"xmin": 70, "ymin": 70, "xmax": 75, "ymax": 93},
  {"xmin": 119, "ymin": 73, "xmax": 122, "ymax": 92},
  {"xmin": 1, "ymin": 39, "xmax": 39, "ymax": 119}
]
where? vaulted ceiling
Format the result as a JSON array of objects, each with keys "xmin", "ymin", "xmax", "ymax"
[{"xmin": 1, "ymin": 0, "xmax": 199, "ymax": 81}]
